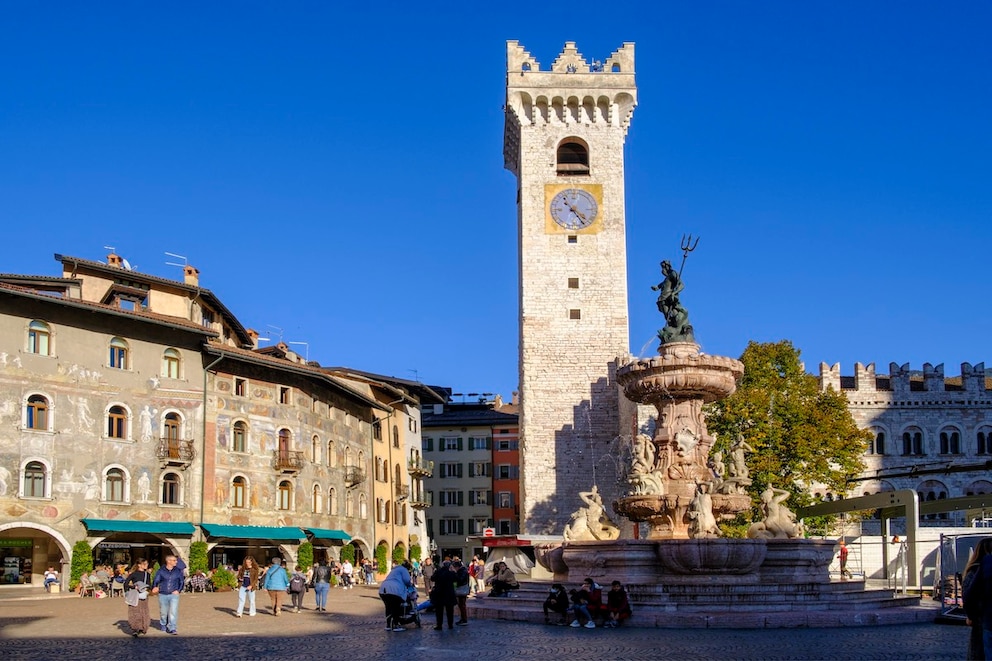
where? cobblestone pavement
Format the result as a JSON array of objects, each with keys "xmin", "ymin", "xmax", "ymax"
[{"xmin": 0, "ymin": 587, "xmax": 966, "ymax": 660}]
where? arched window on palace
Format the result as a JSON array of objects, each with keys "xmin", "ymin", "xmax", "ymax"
[
  {"xmin": 940, "ymin": 428, "xmax": 961, "ymax": 454},
  {"xmin": 232, "ymin": 421, "xmax": 247, "ymax": 453},
  {"xmin": 232, "ymin": 476, "xmax": 247, "ymax": 509},
  {"xmin": 108, "ymin": 405, "xmax": 128, "ymax": 439},
  {"xmin": 109, "ymin": 337, "xmax": 130, "ymax": 369},
  {"xmin": 902, "ymin": 428, "xmax": 924, "ymax": 456},
  {"xmin": 277, "ymin": 480, "xmax": 292, "ymax": 511},
  {"xmin": 162, "ymin": 348, "xmax": 181, "ymax": 379},
  {"xmin": 23, "ymin": 460, "xmax": 48, "ymax": 498},
  {"xmin": 161, "ymin": 472, "xmax": 181, "ymax": 505},
  {"xmin": 27, "ymin": 320, "xmax": 51, "ymax": 355},
  {"xmin": 26, "ymin": 394, "xmax": 50, "ymax": 431}
]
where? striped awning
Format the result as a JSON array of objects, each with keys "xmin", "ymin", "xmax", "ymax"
[
  {"xmin": 199, "ymin": 524, "xmax": 306, "ymax": 541},
  {"xmin": 80, "ymin": 518, "xmax": 196, "ymax": 536}
]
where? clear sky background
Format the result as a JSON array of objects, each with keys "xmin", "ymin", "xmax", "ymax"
[{"xmin": 2, "ymin": 2, "xmax": 990, "ymax": 402}]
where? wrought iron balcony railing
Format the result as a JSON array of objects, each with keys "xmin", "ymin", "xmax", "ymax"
[{"xmin": 156, "ymin": 438, "xmax": 195, "ymax": 466}]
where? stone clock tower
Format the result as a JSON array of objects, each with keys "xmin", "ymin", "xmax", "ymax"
[{"xmin": 503, "ymin": 41, "xmax": 637, "ymax": 534}]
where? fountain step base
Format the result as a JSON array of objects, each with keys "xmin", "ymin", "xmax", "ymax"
[{"xmin": 467, "ymin": 582, "xmax": 935, "ymax": 629}]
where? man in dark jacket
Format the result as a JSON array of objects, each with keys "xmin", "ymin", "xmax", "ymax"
[
  {"xmin": 151, "ymin": 554, "xmax": 187, "ymax": 634},
  {"xmin": 543, "ymin": 583, "xmax": 570, "ymax": 625},
  {"xmin": 430, "ymin": 561, "xmax": 457, "ymax": 630}
]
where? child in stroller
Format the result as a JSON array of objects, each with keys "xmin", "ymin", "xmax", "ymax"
[{"xmin": 391, "ymin": 586, "xmax": 422, "ymax": 629}]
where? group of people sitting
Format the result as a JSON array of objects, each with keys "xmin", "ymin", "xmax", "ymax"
[{"xmin": 543, "ymin": 577, "xmax": 632, "ymax": 629}]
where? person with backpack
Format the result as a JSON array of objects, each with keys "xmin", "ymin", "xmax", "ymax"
[
  {"xmin": 288, "ymin": 565, "xmax": 308, "ymax": 612},
  {"xmin": 261, "ymin": 557, "xmax": 289, "ymax": 616},
  {"xmin": 310, "ymin": 560, "xmax": 332, "ymax": 612}
]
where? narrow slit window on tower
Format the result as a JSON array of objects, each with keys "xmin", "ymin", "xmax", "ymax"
[
  {"xmin": 567, "ymin": 235, "xmax": 578, "ymax": 244},
  {"xmin": 569, "ymin": 309, "xmax": 581, "ymax": 320},
  {"xmin": 568, "ymin": 278, "xmax": 579, "ymax": 289}
]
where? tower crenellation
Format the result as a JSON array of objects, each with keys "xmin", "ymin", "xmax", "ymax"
[
  {"xmin": 854, "ymin": 362, "xmax": 876, "ymax": 392},
  {"xmin": 823, "ymin": 361, "xmax": 990, "ymax": 395}
]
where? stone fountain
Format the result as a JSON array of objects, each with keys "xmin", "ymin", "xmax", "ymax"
[{"xmin": 519, "ymin": 246, "xmax": 926, "ymax": 626}]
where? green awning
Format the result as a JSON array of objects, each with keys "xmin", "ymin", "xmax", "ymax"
[
  {"xmin": 199, "ymin": 524, "xmax": 306, "ymax": 541},
  {"xmin": 81, "ymin": 518, "xmax": 196, "ymax": 536},
  {"xmin": 305, "ymin": 528, "xmax": 352, "ymax": 542}
]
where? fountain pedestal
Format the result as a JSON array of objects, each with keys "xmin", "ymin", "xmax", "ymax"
[{"xmin": 613, "ymin": 342, "xmax": 746, "ymax": 538}]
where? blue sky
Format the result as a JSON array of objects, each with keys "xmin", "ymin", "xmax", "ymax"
[{"xmin": 2, "ymin": 2, "xmax": 991, "ymax": 401}]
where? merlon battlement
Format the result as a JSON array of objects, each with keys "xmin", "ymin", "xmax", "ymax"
[
  {"xmin": 818, "ymin": 361, "xmax": 990, "ymax": 394},
  {"xmin": 506, "ymin": 40, "xmax": 635, "ymax": 75}
]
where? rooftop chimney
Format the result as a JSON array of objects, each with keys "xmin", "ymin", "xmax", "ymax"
[
  {"xmin": 107, "ymin": 253, "xmax": 122, "ymax": 268},
  {"xmin": 184, "ymin": 265, "xmax": 200, "ymax": 287}
]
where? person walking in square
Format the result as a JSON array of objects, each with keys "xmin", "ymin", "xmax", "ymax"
[
  {"xmin": 288, "ymin": 565, "xmax": 308, "ymax": 612},
  {"xmin": 123, "ymin": 558, "xmax": 151, "ymax": 637},
  {"xmin": 311, "ymin": 560, "xmax": 332, "ymax": 612},
  {"xmin": 262, "ymin": 557, "xmax": 289, "ymax": 616},
  {"xmin": 838, "ymin": 539, "xmax": 853, "ymax": 580},
  {"xmin": 150, "ymin": 554, "xmax": 186, "ymax": 634},
  {"xmin": 234, "ymin": 556, "xmax": 260, "ymax": 618}
]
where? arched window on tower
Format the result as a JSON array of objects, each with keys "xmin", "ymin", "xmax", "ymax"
[{"xmin": 556, "ymin": 139, "xmax": 590, "ymax": 175}]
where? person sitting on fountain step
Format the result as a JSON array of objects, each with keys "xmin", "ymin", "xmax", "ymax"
[
  {"xmin": 569, "ymin": 578, "xmax": 600, "ymax": 628},
  {"xmin": 604, "ymin": 581, "xmax": 632, "ymax": 628},
  {"xmin": 486, "ymin": 561, "xmax": 519, "ymax": 598},
  {"xmin": 543, "ymin": 583, "xmax": 570, "ymax": 625}
]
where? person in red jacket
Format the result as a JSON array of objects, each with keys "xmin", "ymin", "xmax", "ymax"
[{"xmin": 604, "ymin": 581, "xmax": 632, "ymax": 628}]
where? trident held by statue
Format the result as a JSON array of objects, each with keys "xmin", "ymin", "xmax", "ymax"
[{"xmin": 678, "ymin": 234, "xmax": 699, "ymax": 278}]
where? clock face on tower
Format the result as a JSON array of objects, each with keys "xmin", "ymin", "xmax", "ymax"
[{"xmin": 549, "ymin": 188, "xmax": 599, "ymax": 230}]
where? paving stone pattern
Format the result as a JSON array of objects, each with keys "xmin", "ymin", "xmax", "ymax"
[{"xmin": 0, "ymin": 588, "xmax": 966, "ymax": 660}]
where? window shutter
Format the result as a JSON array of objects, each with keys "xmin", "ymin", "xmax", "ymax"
[
  {"xmin": 425, "ymin": 438, "xmax": 433, "ymax": 451},
  {"xmin": 486, "ymin": 437, "xmax": 492, "ymax": 450},
  {"xmin": 485, "ymin": 462, "xmax": 491, "ymax": 476},
  {"xmin": 438, "ymin": 438, "xmax": 445, "ymax": 452},
  {"xmin": 511, "ymin": 466, "xmax": 519, "ymax": 479},
  {"xmin": 469, "ymin": 490, "xmax": 476, "ymax": 506},
  {"xmin": 458, "ymin": 490, "xmax": 464, "ymax": 506},
  {"xmin": 468, "ymin": 463, "xmax": 475, "ymax": 477},
  {"xmin": 457, "ymin": 437, "xmax": 463, "ymax": 451},
  {"xmin": 457, "ymin": 519, "xmax": 465, "ymax": 535},
  {"xmin": 457, "ymin": 463, "xmax": 463, "ymax": 478},
  {"xmin": 488, "ymin": 490, "xmax": 493, "ymax": 506}
]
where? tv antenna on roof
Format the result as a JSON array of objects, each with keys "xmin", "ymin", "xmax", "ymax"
[
  {"xmin": 165, "ymin": 251, "xmax": 188, "ymax": 271},
  {"xmin": 266, "ymin": 325, "xmax": 284, "ymax": 343}
]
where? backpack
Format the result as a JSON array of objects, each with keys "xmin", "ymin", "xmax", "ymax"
[{"xmin": 289, "ymin": 574, "xmax": 306, "ymax": 593}]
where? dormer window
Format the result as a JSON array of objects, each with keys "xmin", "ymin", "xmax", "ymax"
[{"xmin": 557, "ymin": 138, "xmax": 590, "ymax": 175}]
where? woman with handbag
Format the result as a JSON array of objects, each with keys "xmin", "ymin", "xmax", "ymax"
[
  {"xmin": 122, "ymin": 558, "xmax": 151, "ymax": 637},
  {"xmin": 452, "ymin": 559, "xmax": 470, "ymax": 626}
]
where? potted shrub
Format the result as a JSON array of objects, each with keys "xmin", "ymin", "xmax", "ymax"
[{"xmin": 210, "ymin": 567, "xmax": 237, "ymax": 592}]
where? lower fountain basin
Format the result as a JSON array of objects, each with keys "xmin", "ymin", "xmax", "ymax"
[{"xmin": 656, "ymin": 538, "xmax": 766, "ymax": 575}]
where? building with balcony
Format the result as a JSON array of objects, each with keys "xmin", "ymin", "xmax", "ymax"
[
  {"xmin": 0, "ymin": 252, "xmax": 431, "ymax": 587},
  {"xmin": 422, "ymin": 395, "xmax": 519, "ymax": 560},
  {"xmin": 326, "ymin": 368, "xmax": 444, "ymax": 572}
]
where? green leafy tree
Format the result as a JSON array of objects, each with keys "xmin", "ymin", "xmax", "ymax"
[
  {"xmin": 69, "ymin": 540, "xmax": 93, "ymax": 591},
  {"xmin": 339, "ymin": 543, "xmax": 355, "ymax": 564},
  {"xmin": 375, "ymin": 542, "xmax": 388, "ymax": 574},
  {"xmin": 409, "ymin": 544, "xmax": 422, "ymax": 562},
  {"xmin": 188, "ymin": 541, "xmax": 208, "ymax": 574},
  {"xmin": 297, "ymin": 542, "xmax": 314, "ymax": 571},
  {"xmin": 706, "ymin": 340, "xmax": 870, "ymax": 518}
]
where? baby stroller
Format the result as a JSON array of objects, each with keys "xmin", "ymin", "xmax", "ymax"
[{"xmin": 391, "ymin": 587, "xmax": 422, "ymax": 629}]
